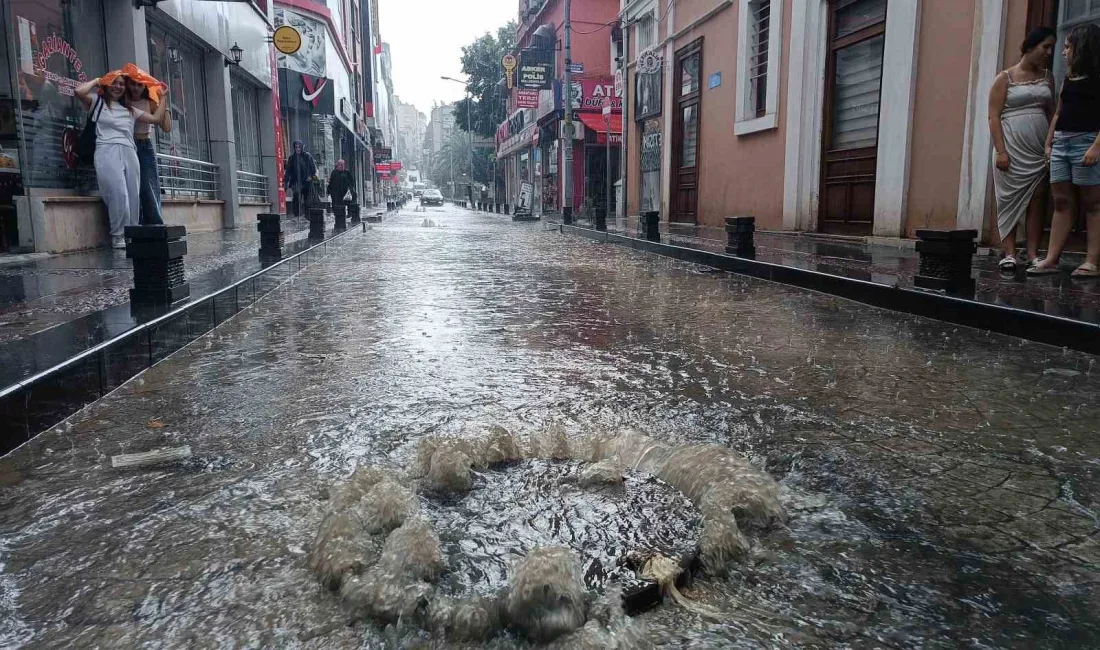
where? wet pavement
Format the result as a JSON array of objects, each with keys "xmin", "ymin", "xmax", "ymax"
[
  {"xmin": 0, "ymin": 204, "xmax": 1098, "ymax": 648},
  {"xmin": 575, "ymin": 214, "xmax": 1100, "ymax": 325}
]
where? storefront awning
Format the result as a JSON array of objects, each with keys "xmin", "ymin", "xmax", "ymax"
[{"xmin": 577, "ymin": 113, "xmax": 622, "ymax": 137}]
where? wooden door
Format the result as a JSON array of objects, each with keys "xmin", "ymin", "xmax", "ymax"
[
  {"xmin": 818, "ymin": 0, "xmax": 888, "ymax": 235},
  {"xmin": 672, "ymin": 39, "xmax": 702, "ymax": 223}
]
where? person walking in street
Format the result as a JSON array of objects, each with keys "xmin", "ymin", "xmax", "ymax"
[
  {"xmin": 988, "ymin": 27, "xmax": 1056, "ymax": 272},
  {"xmin": 1030, "ymin": 24, "xmax": 1100, "ymax": 278},
  {"xmin": 75, "ymin": 72, "xmax": 169, "ymax": 249},
  {"xmin": 285, "ymin": 141, "xmax": 317, "ymax": 218},
  {"xmin": 123, "ymin": 64, "xmax": 172, "ymax": 225},
  {"xmin": 326, "ymin": 159, "xmax": 356, "ymax": 214}
]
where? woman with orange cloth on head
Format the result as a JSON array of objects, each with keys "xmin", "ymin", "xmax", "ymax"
[
  {"xmin": 75, "ymin": 68, "xmax": 168, "ymax": 249},
  {"xmin": 121, "ymin": 63, "xmax": 171, "ymax": 225}
]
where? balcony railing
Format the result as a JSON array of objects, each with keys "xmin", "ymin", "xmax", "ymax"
[
  {"xmin": 157, "ymin": 154, "xmax": 219, "ymax": 201},
  {"xmin": 236, "ymin": 170, "xmax": 270, "ymax": 204}
]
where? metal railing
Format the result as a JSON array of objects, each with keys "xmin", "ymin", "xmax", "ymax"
[
  {"xmin": 157, "ymin": 153, "xmax": 220, "ymax": 200},
  {"xmin": 236, "ymin": 170, "xmax": 270, "ymax": 204}
]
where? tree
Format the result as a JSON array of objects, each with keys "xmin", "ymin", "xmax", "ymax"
[
  {"xmin": 429, "ymin": 129, "xmax": 496, "ymax": 191},
  {"xmin": 454, "ymin": 21, "xmax": 517, "ymax": 139}
]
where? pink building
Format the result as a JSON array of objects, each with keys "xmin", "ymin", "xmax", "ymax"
[{"xmin": 618, "ymin": 0, "xmax": 1089, "ymax": 245}]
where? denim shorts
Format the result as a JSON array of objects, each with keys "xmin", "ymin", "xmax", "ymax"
[{"xmin": 1050, "ymin": 131, "xmax": 1100, "ymax": 186}]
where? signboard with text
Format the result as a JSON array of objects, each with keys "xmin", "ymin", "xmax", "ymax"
[
  {"xmin": 569, "ymin": 79, "xmax": 622, "ymax": 112},
  {"xmin": 516, "ymin": 89, "xmax": 539, "ymax": 109},
  {"xmin": 519, "ymin": 48, "xmax": 552, "ymax": 90}
]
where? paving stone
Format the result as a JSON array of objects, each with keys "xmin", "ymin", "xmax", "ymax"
[
  {"xmin": 943, "ymin": 524, "xmax": 1024, "ymax": 553},
  {"xmin": 944, "ymin": 464, "xmax": 1011, "ymax": 488},
  {"xmin": 994, "ymin": 517, "xmax": 1079, "ymax": 549},
  {"xmin": 980, "ymin": 488, "xmax": 1051, "ymax": 518},
  {"xmin": 1001, "ymin": 473, "xmax": 1062, "ymax": 499}
]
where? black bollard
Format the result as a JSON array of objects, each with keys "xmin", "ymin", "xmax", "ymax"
[
  {"xmin": 348, "ymin": 202, "xmax": 361, "ymax": 224},
  {"xmin": 504, "ymin": 203, "xmax": 510, "ymax": 214},
  {"xmin": 639, "ymin": 211, "xmax": 661, "ymax": 242},
  {"xmin": 333, "ymin": 203, "xmax": 347, "ymax": 231},
  {"xmin": 595, "ymin": 208, "xmax": 607, "ymax": 232},
  {"xmin": 724, "ymin": 216, "xmax": 756, "ymax": 259},
  {"xmin": 308, "ymin": 207, "xmax": 325, "ymax": 240},
  {"xmin": 914, "ymin": 229, "xmax": 978, "ymax": 295},
  {"xmin": 126, "ymin": 225, "xmax": 190, "ymax": 304},
  {"xmin": 258, "ymin": 213, "xmax": 285, "ymax": 255}
]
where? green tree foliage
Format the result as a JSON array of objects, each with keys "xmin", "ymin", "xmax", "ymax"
[
  {"xmin": 454, "ymin": 21, "xmax": 517, "ymax": 139},
  {"xmin": 429, "ymin": 129, "xmax": 496, "ymax": 189}
]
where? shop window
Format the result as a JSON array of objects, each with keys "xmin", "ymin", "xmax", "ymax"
[
  {"xmin": 147, "ymin": 23, "xmax": 210, "ymax": 163},
  {"xmin": 10, "ymin": 0, "xmax": 107, "ymax": 191},
  {"xmin": 735, "ymin": 0, "xmax": 782, "ymax": 135},
  {"xmin": 231, "ymin": 76, "xmax": 262, "ymax": 174}
]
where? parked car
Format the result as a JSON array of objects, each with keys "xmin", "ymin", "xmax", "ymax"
[{"xmin": 421, "ymin": 189, "xmax": 444, "ymax": 207}]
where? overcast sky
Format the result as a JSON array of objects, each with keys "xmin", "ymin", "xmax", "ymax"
[{"xmin": 379, "ymin": 0, "xmax": 517, "ymax": 118}]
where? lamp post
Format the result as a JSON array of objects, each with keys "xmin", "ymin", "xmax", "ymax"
[{"xmin": 442, "ymin": 76, "xmax": 475, "ymax": 206}]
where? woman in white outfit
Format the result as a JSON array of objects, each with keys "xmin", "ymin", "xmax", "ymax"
[
  {"xmin": 75, "ymin": 74, "xmax": 168, "ymax": 249},
  {"xmin": 987, "ymin": 27, "xmax": 1056, "ymax": 271}
]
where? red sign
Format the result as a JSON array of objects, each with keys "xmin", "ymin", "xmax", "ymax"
[
  {"xmin": 392, "ymin": 161, "xmax": 403, "ymax": 171},
  {"xmin": 569, "ymin": 78, "xmax": 622, "ymax": 113},
  {"xmin": 269, "ymin": 45, "xmax": 286, "ymax": 211},
  {"xmin": 516, "ymin": 89, "xmax": 539, "ymax": 109},
  {"xmin": 376, "ymin": 162, "xmax": 391, "ymax": 173}
]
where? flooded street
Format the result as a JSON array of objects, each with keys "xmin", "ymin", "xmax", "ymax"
[{"xmin": 1, "ymin": 205, "xmax": 1098, "ymax": 648}]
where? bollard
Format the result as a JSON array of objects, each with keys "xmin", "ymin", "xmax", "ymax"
[
  {"xmin": 126, "ymin": 225, "xmax": 190, "ymax": 304},
  {"xmin": 724, "ymin": 216, "xmax": 756, "ymax": 259},
  {"xmin": 595, "ymin": 209, "xmax": 607, "ymax": 232},
  {"xmin": 257, "ymin": 213, "xmax": 285, "ymax": 255},
  {"xmin": 639, "ymin": 211, "xmax": 661, "ymax": 242},
  {"xmin": 308, "ymin": 207, "xmax": 325, "ymax": 240},
  {"xmin": 348, "ymin": 202, "xmax": 361, "ymax": 224},
  {"xmin": 504, "ymin": 203, "xmax": 510, "ymax": 214},
  {"xmin": 914, "ymin": 229, "xmax": 978, "ymax": 295},
  {"xmin": 333, "ymin": 203, "xmax": 347, "ymax": 231}
]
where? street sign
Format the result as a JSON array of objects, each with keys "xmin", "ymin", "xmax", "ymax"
[
  {"xmin": 272, "ymin": 25, "xmax": 302, "ymax": 56},
  {"xmin": 516, "ymin": 89, "xmax": 539, "ymax": 108},
  {"xmin": 502, "ymin": 54, "xmax": 517, "ymax": 89},
  {"xmin": 569, "ymin": 62, "xmax": 584, "ymax": 75},
  {"xmin": 519, "ymin": 48, "xmax": 553, "ymax": 90}
]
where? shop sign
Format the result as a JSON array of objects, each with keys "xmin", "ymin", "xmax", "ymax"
[
  {"xmin": 569, "ymin": 79, "xmax": 622, "ymax": 112},
  {"xmin": 392, "ymin": 161, "xmax": 403, "ymax": 171},
  {"xmin": 18, "ymin": 20, "xmax": 89, "ymax": 96},
  {"xmin": 376, "ymin": 162, "xmax": 391, "ymax": 173},
  {"xmin": 270, "ymin": 46, "xmax": 287, "ymax": 210},
  {"xmin": 502, "ymin": 54, "xmax": 517, "ymax": 89},
  {"xmin": 273, "ymin": 25, "xmax": 302, "ymax": 56},
  {"xmin": 280, "ymin": 69, "xmax": 335, "ymax": 113},
  {"xmin": 373, "ymin": 147, "xmax": 392, "ymax": 163},
  {"xmin": 635, "ymin": 67, "xmax": 663, "ymax": 120},
  {"xmin": 516, "ymin": 181, "xmax": 534, "ymax": 216},
  {"xmin": 519, "ymin": 48, "xmax": 552, "ymax": 90},
  {"xmin": 614, "ymin": 69, "xmax": 624, "ymax": 97},
  {"xmin": 516, "ymin": 89, "xmax": 539, "ymax": 109},
  {"xmin": 640, "ymin": 120, "xmax": 662, "ymax": 173}
]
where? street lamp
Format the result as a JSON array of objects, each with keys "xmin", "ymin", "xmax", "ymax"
[{"xmin": 442, "ymin": 75, "xmax": 474, "ymax": 207}]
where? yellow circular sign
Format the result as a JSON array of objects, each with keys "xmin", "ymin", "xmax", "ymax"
[
  {"xmin": 502, "ymin": 54, "xmax": 517, "ymax": 71},
  {"xmin": 273, "ymin": 25, "xmax": 302, "ymax": 56}
]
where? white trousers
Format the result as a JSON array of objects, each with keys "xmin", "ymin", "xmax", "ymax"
[{"xmin": 95, "ymin": 143, "xmax": 140, "ymax": 236}]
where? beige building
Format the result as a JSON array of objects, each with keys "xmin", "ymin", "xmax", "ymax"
[{"xmin": 621, "ymin": 0, "xmax": 1083, "ymax": 244}]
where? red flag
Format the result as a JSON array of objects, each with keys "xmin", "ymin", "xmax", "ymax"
[{"xmin": 373, "ymin": 43, "xmax": 383, "ymax": 55}]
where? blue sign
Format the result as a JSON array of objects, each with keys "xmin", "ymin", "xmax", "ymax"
[
  {"xmin": 708, "ymin": 72, "xmax": 722, "ymax": 89},
  {"xmin": 569, "ymin": 62, "xmax": 584, "ymax": 75}
]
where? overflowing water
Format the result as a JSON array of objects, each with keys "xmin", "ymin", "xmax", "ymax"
[{"xmin": 0, "ymin": 206, "xmax": 1098, "ymax": 648}]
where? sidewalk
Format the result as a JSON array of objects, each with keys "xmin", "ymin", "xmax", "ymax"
[
  {"xmin": 0, "ymin": 214, "xmax": 373, "ymax": 391},
  {"xmin": 572, "ymin": 215, "xmax": 1100, "ymax": 326}
]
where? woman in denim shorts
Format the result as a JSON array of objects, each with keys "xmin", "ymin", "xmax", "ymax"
[{"xmin": 1031, "ymin": 24, "xmax": 1100, "ymax": 277}]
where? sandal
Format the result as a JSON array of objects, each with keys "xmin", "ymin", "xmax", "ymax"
[
  {"xmin": 1026, "ymin": 260, "xmax": 1062, "ymax": 276},
  {"xmin": 998, "ymin": 256, "xmax": 1018, "ymax": 271},
  {"xmin": 1071, "ymin": 262, "xmax": 1100, "ymax": 278}
]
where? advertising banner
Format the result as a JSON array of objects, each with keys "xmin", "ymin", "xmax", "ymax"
[
  {"xmin": 516, "ymin": 89, "xmax": 539, "ymax": 109},
  {"xmin": 569, "ymin": 79, "xmax": 622, "ymax": 113},
  {"xmin": 274, "ymin": 8, "xmax": 326, "ymax": 77}
]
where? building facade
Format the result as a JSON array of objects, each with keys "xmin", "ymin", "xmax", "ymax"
[
  {"xmin": 619, "ymin": 0, "xmax": 1097, "ymax": 244},
  {"xmin": 394, "ymin": 96, "xmax": 426, "ymax": 172},
  {"xmin": 3, "ymin": 0, "xmax": 279, "ymax": 253}
]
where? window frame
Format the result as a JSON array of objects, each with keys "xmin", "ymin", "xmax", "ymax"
[
  {"xmin": 636, "ymin": 12, "xmax": 657, "ymax": 54},
  {"xmin": 734, "ymin": 0, "xmax": 782, "ymax": 136}
]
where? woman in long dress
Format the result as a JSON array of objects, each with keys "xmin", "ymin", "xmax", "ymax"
[{"xmin": 988, "ymin": 27, "xmax": 1057, "ymax": 271}]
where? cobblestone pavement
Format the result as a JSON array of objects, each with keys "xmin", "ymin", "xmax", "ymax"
[{"xmin": 0, "ymin": 206, "xmax": 1097, "ymax": 648}]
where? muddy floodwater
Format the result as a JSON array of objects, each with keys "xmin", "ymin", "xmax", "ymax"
[{"xmin": 0, "ymin": 206, "xmax": 1098, "ymax": 648}]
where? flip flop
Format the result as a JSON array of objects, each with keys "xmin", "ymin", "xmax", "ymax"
[
  {"xmin": 1026, "ymin": 262, "xmax": 1062, "ymax": 276},
  {"xmin": 1071, "ymin": 262, "xmax": 1100, "ymax": 278},
  {"xmin": 998, "ymin": 256, "xmax": 1018, "ymax": 271}
]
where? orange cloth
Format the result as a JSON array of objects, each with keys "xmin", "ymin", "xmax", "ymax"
[{"xmin": 100, "ymin": 63, "xmax": 166, "ymax": 108}]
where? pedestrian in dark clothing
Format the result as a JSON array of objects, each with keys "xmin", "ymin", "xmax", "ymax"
[
  {"xmin": 327, "ymin": 159, "xmax": 356, "ymax": 215},
  {"xmin": 285, "ymin": 140, "xmax": 317, "ymax": 218}
]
